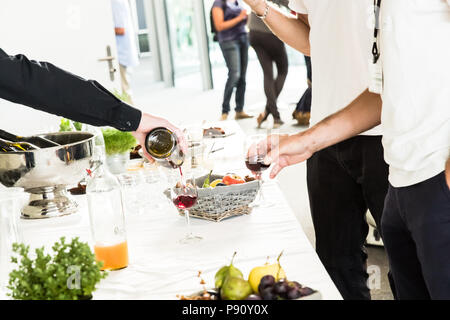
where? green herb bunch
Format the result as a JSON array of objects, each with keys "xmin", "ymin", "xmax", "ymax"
[
  {"xmin": 7, "ymin": 237, "xmax": 107, "ymax": 300},
  {"xmin": 59, "ymin": 118, "xmax": 83, "ymax": 132},
  {"xmin": 102, "ymin": 128, "xmax": 137, "ymax": 155},
  {"xmin": 112, "ymin": 89, "xmax": 131, "ymax": 104}
]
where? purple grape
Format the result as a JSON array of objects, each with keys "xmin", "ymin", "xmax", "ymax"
[
  {"xmin": 245, "ymin": 294, "xmax": 263, "ymax": 300},
  {"xmin": 286, "ymin": 287, "xmax": 302, "ymax": 300},
  {"xmin": 299, "ymin": 287, "xmax": 315, "ymax": 297},
  {"xmin": 260, "ymin": 287, "xmax": 276, "ymax": 300},
  {"xmin": 288, "ymin": 281, "xmax": 302, "ymax": 290},
  {"xmin": 258, "ymin": 275, "xmax": 275, "ymax": 293},
  {"xmin": 273, "ymin": 280, "xmax": 290, "ymax": 297}
]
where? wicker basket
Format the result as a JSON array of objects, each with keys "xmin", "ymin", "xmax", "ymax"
[{"xmin": 164, "ymin": 174, "xmax": 260, "ymax": 222}]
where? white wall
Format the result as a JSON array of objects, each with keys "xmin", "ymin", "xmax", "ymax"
[{"xmin": 0, "ymin": 0, "xmax": 119, "ymax": 136}]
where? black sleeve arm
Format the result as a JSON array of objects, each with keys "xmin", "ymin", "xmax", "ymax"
[{"xmin": 0, "ymin": 48, "xmax": 142, "ymax": 131}]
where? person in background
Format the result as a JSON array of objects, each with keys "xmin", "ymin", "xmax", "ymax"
[
  {"xmin": 111, "ymin": 0, "xmax": 139, "ymax": 105},
  {"xmin": 0, "ymin": 47, "xmax": 186, "ymax": 161},
  {"xmin": 212, "ymin": 0, "xmax": 253, "ymax": 121},
  {"xmin": 292, "ymin": 55, "xmax": 311, "ymax": 126},
  {"xmin": 248, "ymin": 0, "xmax": 289, "ymax": 129},
  {"xmin": 244, "ymin": 0, "xmax": 390, "ymax": 300}
]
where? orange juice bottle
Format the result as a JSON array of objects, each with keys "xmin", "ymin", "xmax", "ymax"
[
  {"xmin": 94, "ymin": 241, "xmax": 128, "ymax": 270},
  {"xmin": 86, "ymin": 163, "xmax": 129, "ymax": 271}
]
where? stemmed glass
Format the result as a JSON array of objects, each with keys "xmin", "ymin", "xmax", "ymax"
[
  {"xmin": 170, "ymin": 171, "xmax": 202, "ymax": 244},
  {"xmin": 245, "ymin": 134, "xmax": 274, "ymax": 208}
]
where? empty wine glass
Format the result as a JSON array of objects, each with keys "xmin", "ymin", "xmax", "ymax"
[
  {"xmin": 245, "ymin": 134, "xmax": 274, "ymax": 207},
  {"xmin": 170, "ymin": 172, "xmax": 202, "ymax": 244}
]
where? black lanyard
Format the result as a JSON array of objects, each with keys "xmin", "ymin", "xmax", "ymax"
[{"xmin": 372, "ymin": 0, "xmax": 382, "ymax": 63}]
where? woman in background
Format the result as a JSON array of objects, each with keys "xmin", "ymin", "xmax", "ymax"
[
  {"xmin": 292, "ymin": 55, "xmax": 312, "ymax": 126},
  {"xmin": 249, "ymin": 0, "xmax": 289, "ymax": 128},
  {"xmin": 212, "ymin": 0, "xmax": 253, "ymax": 121}
]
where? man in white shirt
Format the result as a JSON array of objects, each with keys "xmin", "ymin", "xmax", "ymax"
[
  {"xmin": 244, "ymin": 0, "xmax": 390, "ymax": 299},
  {"xmin": 247, "ymin": 0, "xmax": 450, "ymax": 299},
  {"xmin": 111, "ymin": 0, "xmax": 139, "ymax": 105},
  {"xmin": 375, "ymin": 0, "xmax": 450, "ymax": 300}
]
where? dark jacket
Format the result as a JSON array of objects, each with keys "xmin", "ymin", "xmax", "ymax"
[{"xmin": 0, "ymin": 48, "xmax": 141, "ymax": 131}]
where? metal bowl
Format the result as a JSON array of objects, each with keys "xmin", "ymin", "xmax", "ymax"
[{"xmin": 0, "ymin": 132, "xmax": 94, "ymax": 219}]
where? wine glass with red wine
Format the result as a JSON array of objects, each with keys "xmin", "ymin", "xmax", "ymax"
[
  {"xmin": 245, "ymin": 134, "xmax": 274, "ymax": 207},
  {"xmin": 170, "ymin": 172, "xmax": 202, "ymax": 244}
]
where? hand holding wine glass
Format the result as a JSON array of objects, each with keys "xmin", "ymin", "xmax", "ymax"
[
  {"xmin": 256, "ymin": 133, "xmax": 315, "ymax": 179},
  {"xmin": 245, "ymin": 134, "xmax": 274, "ymax": 207}
]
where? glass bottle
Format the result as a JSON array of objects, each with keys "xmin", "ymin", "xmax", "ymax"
[
  {"xmin": 81, "ymin": 124, "xmax": 106, "ymax": 165},
  {"xmin": 0, "ymin": 187, "xmax": 25, "ymax": 293},
  {"xmin": 86, "ymin": 162, "xmax": 128, "ymax": 271},
  {"xmin": 145, "ymin": 127, "xmax": 184, "ymax": 169}
]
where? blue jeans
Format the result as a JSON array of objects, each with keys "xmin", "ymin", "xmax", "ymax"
[{"xmin": 219, "ymin": 34, "xmax": 249, "ymax": 114}]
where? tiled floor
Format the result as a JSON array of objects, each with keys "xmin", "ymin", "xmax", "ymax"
[{"xmin": 130, "ymin": 57, "xmax": 394, "ymax": 300}]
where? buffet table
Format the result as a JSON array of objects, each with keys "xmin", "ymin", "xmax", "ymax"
[{"xmin": 15, "ymin": 121, "xmax": 342, "ymax": 300}]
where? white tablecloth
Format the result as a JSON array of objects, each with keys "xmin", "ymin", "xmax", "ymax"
[{"xmin": 11, "ymin": 121, "xmax": 342, "ymax": 300}]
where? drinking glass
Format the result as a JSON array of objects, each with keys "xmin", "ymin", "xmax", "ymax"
[
  {"xmin": 142, "ymin": 162, "xmax": 166, "ymax": 211},
  {"xmin": 0, "ymin": 188, "xmax": 26, "ymax": 292},
  {"xmin": 185, "ymin": 124, "xmax": 204, "ymax": 143},
  {"xmin": 245, "ymin": 134, "xmax": 274, "ymax": 207},
  {"xmin": 170, "ymin": 172, "xmax": 202, "ymax": 244}
]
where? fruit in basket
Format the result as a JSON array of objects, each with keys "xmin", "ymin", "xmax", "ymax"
[
  {"xmin": 220, "ymin": 276, "xmax": 253, "ymax": 300},
  {"xmin": 223, "ymin": 174, "xmax": 245, "ymax": 185},
  {"xmin": 210, "ymin": 179, "xmax": 223, "ymax": 188},
  {"xmin": 202, "ymin": 170, "xmax": 213, "ymax": 188},
  {"xmin": 215, "ymin": 252, "xmax": 243, "ymax": 289}
]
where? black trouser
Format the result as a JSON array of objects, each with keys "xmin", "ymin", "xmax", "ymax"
[
  {"xmin": 306, "ymin": 136, "xmax": 389, "ymax": 300},
  {"xmin": 295, "ymin": 87, "xmax": 311, "ymax": 114},
  {"xmin": 295, "ymin": 56, "xmax": 312, "ymax": 113},
  {"xmin": 381, "ymin": 171, "xmax": 450, "ymax": 299},
  {"xmin": 249, "ymin": 30, "xmax": 288, "ymax": 120}
]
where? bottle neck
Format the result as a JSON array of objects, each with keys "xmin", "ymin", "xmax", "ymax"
[
  {"xmin": 0, "ymin": 138, "xmax": 37, "ymax": 151},
  {"xmin": 88, "ymin": 160, "xmax": 107, "ymax": 179}
]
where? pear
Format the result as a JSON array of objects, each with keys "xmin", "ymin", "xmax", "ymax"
[
  {"xmin": 214, "ymin": 252, "xmax": 243, "ymax": 289},
  {"xmin": 248, "ymin": 252, "xmax": 286, "ymax": 293},
  {"xmin": 220, "ymin": 277, "xmax": 253, "ymax": 300}
]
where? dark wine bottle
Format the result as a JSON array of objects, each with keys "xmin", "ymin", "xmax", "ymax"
[
  {"xmin": 0, "ymin": 138, "xmax": 39, "ymax": 152},
  {"xmin": 145, "ymin": 127, "xmax": 184, "ymax": 168},
  {"xmin": 0, "ymin": 139, "xmax": 19, "ymax": 152},
  {"xmin": 0, "ymin": 129, "xmax": 59, "ymax": 148}
]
